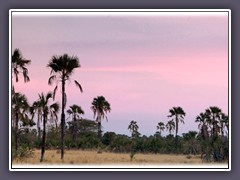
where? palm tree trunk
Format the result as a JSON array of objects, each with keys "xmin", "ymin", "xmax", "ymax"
[
  {"xmin": 40, "ymin": 115, "xmax": 46, "ymax": 162},
  {"xmin": 15, "ymin": 112, "xmax": 19, "ymax": 152},
  {"xmin": 98, "ymin": 122, "xmax": 101, "ymax": 139},
  {"xmin": 175, "ymin": 118, "xmax": 178, "ymax": 151},
  {"xmin": 37, "ymin": 116, "xmax": 41, "ymax": 142},
  {"xmin": 73, "ymin": 114, "xmax": 76, "ymax": 141},
  {"xmin": 61, "ymin": 80, "xmax": 65, "ymax": 160}
]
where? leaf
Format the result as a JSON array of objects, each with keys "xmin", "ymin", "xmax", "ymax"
[
  {"xmin": 48, "ymin": 75, "xmax": 56, "ymax": 85},
  {"xmin": 74, "ymin": 80, "xmax": 83, "ymax": 93},
  {"xmin": 53, "ymin": 85, "xmax": 58, "ymax": 100}
]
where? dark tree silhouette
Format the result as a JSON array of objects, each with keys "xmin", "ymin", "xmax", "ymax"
[
  {"xmin": 47, "ymin": 54, "xmax": 83, "ymax": 160},
  {"xmin": 91, "ymin": 96, "xmax": 111, "ymax": 139}
]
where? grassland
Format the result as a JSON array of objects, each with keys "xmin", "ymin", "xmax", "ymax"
[{"xmin": 12, "ymin": 149, "xmax": 227, "ymax": 167}]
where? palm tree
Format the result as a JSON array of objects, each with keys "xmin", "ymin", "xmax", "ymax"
[
  {"xmin": 67, "ymin": 104, "xmax": 84, "ymax": 141},
  {"xmin": 156, "ymin": 122, "xmax": 165, "ymax": 136},
  {"xmin": 168, "ymin": 106, "xmax": 186, "ymax": 149},
  {"xmin": 128, "ymin": 120, "xmax": 139, "ymax": 138},
  {"xmin": 12, "ymin": 92, "xmax": 30, "ymax": 151},
  {"xmin": 30, "ymin": 100, "xmax": 42, "ymax": 141},
  {"xmin": 11, "ymin": 49, "xmax": 31, "ymax": 129},
  {"xmin": 47, "ymin": 53, "xmax": 83, "ymax": 160},
  {"xmin": 91, "ymin": 96, "xmax": 111, "ymax": 139},
  {"xmin": 166, "ymin": 120, "xmax": 175, "ymax": 135},
  {"xmin": 195, "ymin": 112, "xmax": 209, "ymax": 140},
  {"xmin": 37, "ymin": 92, "xmax": 59, "ymax": 162},
  {"xmin": 12, "ymin": 48, "xmax": 31, "ymax": 84},
  {"xmin": 220, "ymin": 113, "xmax": 229, "ymax": 137},
  {"xmin": 205, "ymin": 106, "xmax": 222, "ymax": 136}
]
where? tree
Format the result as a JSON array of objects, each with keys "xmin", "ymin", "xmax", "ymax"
[
  {"xmin": 12, "ymin": 48, "xmax": 31, "ymax": 84},
  {"xmin": 12, "ymin": 92, "xmax": 30, "ymax": 151},
  {"xmin": 91, "ymin": 96, "xmax": 111, "ymax": 139},
  {"xmin": 220, "ymin": 113, "xmax": 229, "ymax": 137},
  {"xmin": 168, "ymin": 107, "xmax": 186, "ymax": 149},
  {"xmin": 30, "ymin": 100, "xmax": 43, "ymax": 141},
  {"xmin": 195, "ymin": 112, "xmax": 209, "ymax": 140},
  {"xmin": 205, "ymin": 106, "xmax": 222, "ymax": 137},
  {"xmin": 11, "ymin": 49, "xmax": 31, "ymax": 129},
  {"xmin": 156, "ymin": 122, "xmax": 165, "ymax": 136},
  {"xmin": 67, "ymin": 104, "xmax": 84, "ymax": 141},
  {"xmin": 37, "ymin": 92, "xmax": 59, "ymax": 162},
  {"xmin": 128, "ymin": 120, "xmax": 140, "ymax": 138},
  {"xmin": 47, "ymin": 54, "xmax": 83, "ymax": 160},
  {"xmin": 166, "ymin": 120, "xmax": 175, "ymax": 135}
]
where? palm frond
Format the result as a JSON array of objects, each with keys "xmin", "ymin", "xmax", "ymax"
[
  {"xmin": 48, "ymin": 75, "xmax": 56, "ymax": 85},
  {"xmin": 74, "ymin": 80, "xmax": 83, "ymax": 93},
  {"xmin": 53, "ymin": 85, "xmax": 58, "ymax": 100}
]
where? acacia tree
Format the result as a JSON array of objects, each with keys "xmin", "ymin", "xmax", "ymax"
[
  {"xmin": 67, "ymin": 104, "xmax": 84, "ymax": 141},
  {"xmin": 37, "ymin": 92, "xmax": 59, "ymax": 162},
  {"xmin": 128, "ymin": 120, "xmax": 140, "ymax": 138},
  {"xmin": 168, "ymin": 106, "xmax": 186, "ymax": 149},
  {"xmin": 91, "ymin": 96, "xmax": 111, "ymax": 139},
  {"xmin": 47, "ymin": 54, "xmax": 83, "ymax": 160}
]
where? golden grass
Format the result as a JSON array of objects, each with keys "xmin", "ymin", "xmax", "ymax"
[{"xmin": 12, "ymin": 149, "xmax": 225, "ymax": 166}]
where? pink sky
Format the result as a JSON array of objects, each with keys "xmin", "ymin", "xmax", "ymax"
[{"xmin": 11, "ymin": 11, "xmax": 229, "ymax": 136}]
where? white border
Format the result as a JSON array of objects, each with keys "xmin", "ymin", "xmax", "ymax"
[{"xmin": 9, "ymin": 9, "xmax": 231, "ymax": 171}]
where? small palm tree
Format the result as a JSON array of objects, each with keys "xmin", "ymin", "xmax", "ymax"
[
  {"xmin": 47, "ymin": 53, "xmax": 83, "ymax": 160},
  {"xmin": 128, "ymin": 120, "xmax": 140, "ymax": 138},
  {"xmin": 12, "ymin": 92, "xmax": 30, "ymax": 151},
  {"xmin": 91, "ymin": 96, "xmax": 111, "ymax": 139},
  {"xmin": 37, "ymin": 92, "xmax": 59, "ymax": 162},
  {"xmin": 166, "ymin": 120, "xmax": 175, "ymax": 135},
  {"xmin": 30, "ymin": 100, "xmax": 43, "ymax": 141},
  {"xmin": 220, "ymin": 113, "xmax": 229, "ymax": 137},
  {"xmin": 156, "ymin": 122, "xmax": 165, "ymax": 136},
  {"xmin": 67, "ymin": 104, "xmax": 84, "ymax": 141}
]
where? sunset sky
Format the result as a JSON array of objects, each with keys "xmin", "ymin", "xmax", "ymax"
[{"xmin": 11, "ymin": 11, "xmax": 229, "ymax": 136}]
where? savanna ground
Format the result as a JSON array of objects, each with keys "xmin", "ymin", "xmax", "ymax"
[{"xmin": 12, "ymin": 149, "xmax": 228, "ymax": 167}]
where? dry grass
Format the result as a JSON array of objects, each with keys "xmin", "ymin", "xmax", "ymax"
[{"xmin": 12, "ymin": 149, "xmax": 224, "ymax": 166}]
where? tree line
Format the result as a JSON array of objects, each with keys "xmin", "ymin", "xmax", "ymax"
[{"xmin": 11, "ymin": 49, "xmax": 229, "ymax": 163}]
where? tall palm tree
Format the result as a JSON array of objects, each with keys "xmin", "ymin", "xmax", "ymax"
[
  {"xmin": 156, "ymin": 122, "xmax": 165, "ymax": 136},
  {"xmin": 128, "ymin": 120, "xmax": 139, "ymax": 138},
  {"xmin": 47, "ymin": 54, "xmax": 83, "ymax": 160},
  {"xmin": 12, "ymin": 92, "xmax": 30, "ymax": 151},
  {"xmin": 37, "ymin": 92, "xmax": 59, "ymax": 162},
  {"xmin": 91, "ymin": 96, "xmax": 111, "ymax": 139},
  {"xmin": 67, "ymin": 104, "xmax": 84, "ymax": 141},
  {"xmin": 168, "ymin": 106, "xmax": 186, "ymax": 149}
]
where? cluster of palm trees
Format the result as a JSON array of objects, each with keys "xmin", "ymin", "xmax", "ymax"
[
  {"xmin": 129, "ymin": 106, "xmax": 228, "ymax": 153},
  {"xmin": 11, "ymin": 49, "xmax": 111, "ymax": 161}
]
